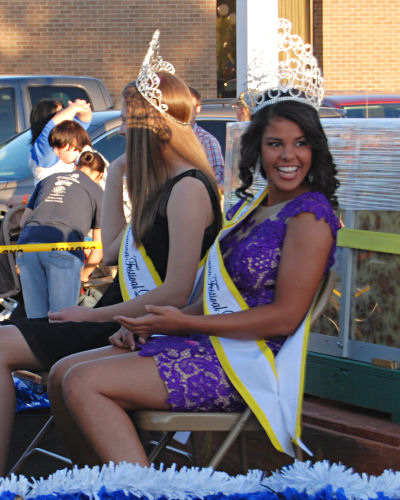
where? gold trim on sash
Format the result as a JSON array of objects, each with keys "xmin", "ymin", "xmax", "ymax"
[
  {"xmin": 223, "ymin": 189, "xmax": 267, "ymax": 229},
  {"xmin": 118, "ymin": 224, "xmax": 207, "ymax": 305},
  {"xmin": 210, "ymin": 336, "xmax": 283, "ymax": 451},
  {"xmin": 118, "ymin": 226, "xmax": 130, "ymax": 301},
  {"xmin": 118, "ymin": 225, "xmax": 162, "ymax": 302},
  {"xmin": 204, "ymin": 236, "xmax": 284, "ymax": 453},
  {"xmin": 295, "ymin": 312, "xmax": 312, "ymax": 441},
  {"xmin": 204, "ymin": 187, "xmax": 313, "ymax": 456}
]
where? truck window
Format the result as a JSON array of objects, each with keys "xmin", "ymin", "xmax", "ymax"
[
  {"xmin": 0, "ymin": 88, "xmax": 17, "ymax": 144},
  {"xmin": 0, "ymin": 130, "xmax": 31, "ymax": 182},
  {"xmin": 93, "ymin": 129, "xmax": 126, "ymax": 163},
  {"xmin": 28, "ymin": 86, "xmax": 93, "ymax": 109}
]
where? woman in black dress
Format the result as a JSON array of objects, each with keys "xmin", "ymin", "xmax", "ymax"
[{"xmin": 0, "ymin": 34, "xmax": 221, "ymax": 474}]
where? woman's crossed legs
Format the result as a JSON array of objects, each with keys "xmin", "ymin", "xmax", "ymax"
[
  {"xmin": 0, "ymin": 323, "xmax": 169, "ymax": 474},
  {"xmin": 48, "ymin": 346, "xmax": 170, "ymax": 468}
]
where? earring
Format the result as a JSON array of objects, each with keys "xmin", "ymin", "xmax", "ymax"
[{"xmin": 255, "ymin": 155, "xmax": 261, "ymax": 173}]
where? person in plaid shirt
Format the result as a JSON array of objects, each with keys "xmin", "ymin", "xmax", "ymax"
[{"xmin": 190, "ymin": 87, "xmax": 225, "ymax": 193}]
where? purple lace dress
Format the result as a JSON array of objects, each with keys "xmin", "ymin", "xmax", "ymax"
[{"xmin": 138, "ymin": 191, "xmax": 340, "ymax": 412}]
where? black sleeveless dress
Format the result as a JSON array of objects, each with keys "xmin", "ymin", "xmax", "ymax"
[{"xmin": 7, "ymin": 169, "xmax": 221, "ymax": 367}]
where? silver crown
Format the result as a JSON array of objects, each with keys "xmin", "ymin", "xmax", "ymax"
[
  {"xmin": 137, "ymin": 30, "xmax": 176, "ymax": 115},
  {"xmin": 243, "ymin": 18, "xmax": 324, "ymax": 114}
]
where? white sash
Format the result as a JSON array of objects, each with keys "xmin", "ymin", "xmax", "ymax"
[
  {"xmin": 118, "ymin": 224, "xmax": 206, "ymax": 304},
  {"xmin": 204, "ymin": 188, "xmax": 314, "ymax": 457},
  {"xmin": 118, "ymin": 225, "xmax": 162, "ymax": 301}
]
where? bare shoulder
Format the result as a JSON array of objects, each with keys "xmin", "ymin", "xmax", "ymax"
[
  {"xmin": 166, "ymin": 172, "xmax": 215, "ymax": 228},
  {"xmin": 168, "ymin": 173, "xmax": 211, "ymax": 205},
  {"xmin": 286, "ymin": 211, "xmax": 334, "ymax": 253}
]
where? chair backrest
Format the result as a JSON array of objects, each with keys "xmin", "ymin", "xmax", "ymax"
[
  {"xmin": 0, "ymin": 204, "xmax": 24, "ymax": 299},
  {"xmin": 309, "ymin": 269, "xmax": 336, "ymax": 328}
]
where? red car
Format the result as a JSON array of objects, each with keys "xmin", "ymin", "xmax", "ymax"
[{"xmin": 322, "ymin": 94, "xmax": 400, "ymax": 118}]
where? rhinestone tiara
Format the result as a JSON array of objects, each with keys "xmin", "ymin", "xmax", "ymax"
[
  {"xmin": 136, "ymin": 30, "xmax": 181, "ymax": 119},
  {"xmin": 243, "ymin": 18, "xmax": 324, "ymax": 114}
]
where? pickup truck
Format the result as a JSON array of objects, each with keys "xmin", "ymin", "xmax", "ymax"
[{"xmin": 0, "ymin": 75, "xmax": 114, "ymax": 143}]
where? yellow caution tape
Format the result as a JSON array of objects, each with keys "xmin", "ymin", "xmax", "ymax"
[
  {"xmin": 4, "ymin": 228, "xmax": 398, "ymax": 255},
  {"xmin": 0, "ymin": 241, "xmax": 102, "ymax": 254}
]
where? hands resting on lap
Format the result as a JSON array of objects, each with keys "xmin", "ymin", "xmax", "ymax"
[
  {"xmin": 110, "ymin": 305, "xmax": 188, "ymax": 351},
  {"xmin": 49, "ymin": 304, "xmax": 189, "ymax": 351}
]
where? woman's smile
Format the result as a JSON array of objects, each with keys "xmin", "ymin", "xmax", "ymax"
[{"xmin": 276, "ymin": 165, "xmax": 300, "ymax": 179}]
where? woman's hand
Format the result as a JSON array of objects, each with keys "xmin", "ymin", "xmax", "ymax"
[
  {"xmin": 108, "ymin": 326, "xmax": 149, "ymax": 350},
  {"xmin": 66, "ymin": 99, "xmax": 91, "ymax": 116},
  {"xmin": 114, "ymin": 305, "xmax": 190, "ymax": 337},
  {"xmin": 48, "ymin": 305, "xmax": 96, "ymax": 323}
]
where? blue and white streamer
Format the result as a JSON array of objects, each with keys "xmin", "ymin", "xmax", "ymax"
[{"xmin": 1, "ymin": 461, "xmax": 400, "ymax": 500}]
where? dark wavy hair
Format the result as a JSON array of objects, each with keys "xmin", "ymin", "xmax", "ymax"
[
  {"xmin": 30, "ymin": 98, "xmax": 63, "ymax": 145},
  {"xmin": 237, "ymin": 100, "xmax": 339, "ymax": 208}
]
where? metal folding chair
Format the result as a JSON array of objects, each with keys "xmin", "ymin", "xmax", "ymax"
[
  {"xmin": 8, "ymin": 370, "xmax": 72, "ymax": 476},
  {"xmin": 0, "ymin": 204, "xmax": 24, "ymax": 320},
  {"xmin": 131, "ymin": 270, "xmax": 336, "ymax": 472},
  {"xmin": 8, "ymin": 275, "xmax": 116, "ymax": 475},
  {"xmin": 5, "ymin": 210, "xmax": 114, "ymax": 474}
]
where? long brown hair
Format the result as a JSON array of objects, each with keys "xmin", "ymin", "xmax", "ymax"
[
  {"xmin": 30, "ymin": 98, "xmax": 63, "ymax": 145},
  {"xmin": 122, "ymin": 71, "xmax": 219, "ymax": 245}
]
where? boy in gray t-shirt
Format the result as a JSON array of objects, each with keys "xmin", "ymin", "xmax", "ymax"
[{"xmin": 17, "ymin": 149, "xmax": 105, "ymax": 318}]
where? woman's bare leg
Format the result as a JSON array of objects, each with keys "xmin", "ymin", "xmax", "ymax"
[
  {"xmin": 0, "ymin": 325, "xmax": 44, "ymax": 476},
  {"xmin": 48, "ymin": 345, "xmax": 128, "ymax": 467},
  {"xmin": 62, "ymin": 352, "xmax": 169, "ymax": 467}
]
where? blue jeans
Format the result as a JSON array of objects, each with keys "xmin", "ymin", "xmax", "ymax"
[{"xmin": 17, "ymin": 250, "xmax": 83, "ymax": 318}]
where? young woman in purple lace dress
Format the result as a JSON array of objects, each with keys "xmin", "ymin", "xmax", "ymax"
[{"xmin": 54, "ymin": 99, "xmax": 340, "ymax": 467}]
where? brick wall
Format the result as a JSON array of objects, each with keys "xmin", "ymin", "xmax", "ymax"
[
  {"xmin": 0, "ymin": 0, "xmax": 217, "ymax": 106},
  {"xmin": 314, "ymin": 0, "xmax": 400, "ymax": 94},
  {"xmin": 1, "ymin": 0, "xmax": 400, "ymax": 102}
]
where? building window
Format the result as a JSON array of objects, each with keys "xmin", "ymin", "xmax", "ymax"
[
  {"xmin": 278, "ymin": 0, "xmax": 312, "ymax": 44},
  {"xmin": 217, "ymin": 0, "xmax": 236, "ymax": 98},
  {"xmin": 216, "ymin": 1, "xmax": 311, "ymax": 99}
]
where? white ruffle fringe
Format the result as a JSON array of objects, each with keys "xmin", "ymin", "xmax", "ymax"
[
  {"xmin": 1, "ymin": 460, "xmax": 400, "ymax": 499},
  {"xmin": 1, "ymin": 462, "xmax": 265, "ymax": 499}
]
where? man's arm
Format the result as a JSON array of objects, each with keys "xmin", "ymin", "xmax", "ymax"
[
  {"xmin": 80, "ymin": 228, "xmax": 103, "ymax": 282},
  {"xmin": 19, "ymin": 207, "xmax": 33, "ymax": 229},
  {"xmin": 30, "ymin": 100, "xmax": 92, "ymax": 169},
  {"xmin": 195, "ymin": 127, "xmax": 225, "ymax": 192}
]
